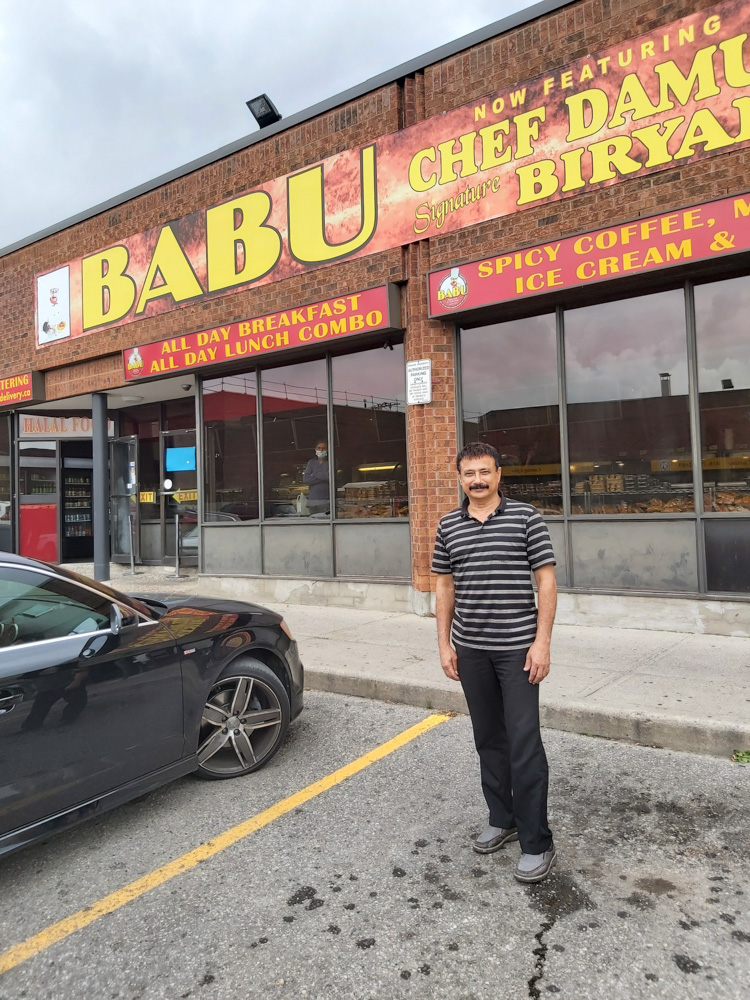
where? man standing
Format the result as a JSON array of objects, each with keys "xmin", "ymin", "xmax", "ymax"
[
  {"xmin": 303, "ymin": 440, "xmax": 330, "ymax": 514},
  {"xmin": 432, "ymin": 441, "xmax": 558, "ymax": 883}
]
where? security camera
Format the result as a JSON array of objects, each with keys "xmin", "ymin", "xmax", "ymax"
[{"xmin": 181, "ymin": 383, "xmax": 192, "ymax": 392}]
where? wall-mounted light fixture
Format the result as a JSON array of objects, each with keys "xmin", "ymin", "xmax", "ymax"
[{"xmin": 246, "ymin": 94, "xmax": 282, "ymax": 129}]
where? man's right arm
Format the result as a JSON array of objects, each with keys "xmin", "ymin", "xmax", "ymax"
[{"xmin": 435, "ymin": 574, "xmax": 459, "ymax": 681}]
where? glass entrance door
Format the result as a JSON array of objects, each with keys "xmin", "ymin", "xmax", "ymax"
[
  {"xmin": 162, "ymin": 429, "xmax": 198, "ymax": 565},
  {"xmin": 110, "ymin": 435, "xmax": 139, "ymax": 564}
]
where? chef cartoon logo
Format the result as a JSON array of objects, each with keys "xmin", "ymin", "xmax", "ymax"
[
  {"xmin": 436, "ymin": 267, "xmax": 468, "ymax": 310},
  {"xmin": 36, "ymin": 266, "xmax": 72, "ymax": 345},
  {"xmin": 126, "ymin": 348, "xmax": 144, "ymax": 377}
]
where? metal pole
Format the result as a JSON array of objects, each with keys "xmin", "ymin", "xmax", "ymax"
[
  {"xmin": 128, "ymin": 512, "xmax": 137, "ymax": 575},
  {"xmin": 169, "ymin": 512, "xmax": 183, "ymax": 579},
  {"xmin": 92, "ymin": 392, "xmax": 110, "ymax": 581}
]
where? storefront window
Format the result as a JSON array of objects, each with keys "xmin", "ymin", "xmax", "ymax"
[
  {"xmin": 695, "ymin": 275, "xmax": 750, "ymax": 513},
  {"xmin": 0, "ymin": 414, "xmax": 12, "ymax": 551},
  {"xmin": 331, "ymin": 345, "xmax": 408, "ymax": 518},
  {"xmin": 565, "ymin": 290, "xmax": 693, "ymax": 514},
  {"xmin": 262, "ymin": 359, "xmax": 329, "ymax": 518},
  {"xmin": 203, "ymin": 374, "xmax": 259, "ymax": 520},
  {"xmin": 461, "ymin": 315, "xmax": 561, "ymax": 514}
]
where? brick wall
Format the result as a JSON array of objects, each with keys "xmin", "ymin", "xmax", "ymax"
[{"xmin": 1, "ymin": 0, "xmax": 745, "ymax": 593}]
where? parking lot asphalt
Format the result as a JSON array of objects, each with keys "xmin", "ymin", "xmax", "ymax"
[
  {"xmin": 70, "ymin": 564, "xmax": 750, "ymax": 760},
  {"xmin": 0, "ymin": 691, "xmax": 748, "ymax": 1000}
]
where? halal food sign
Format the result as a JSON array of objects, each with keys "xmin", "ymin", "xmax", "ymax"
[{"xmin": 36, "ymin": 0, "xmax": 750, "ymax": 346}]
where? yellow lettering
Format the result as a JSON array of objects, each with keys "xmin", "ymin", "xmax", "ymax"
[
  {"xmin": 136, "ymin": 226, "xmax": 203, "ymax": 314},
  {"xmin": 513, "ymin": 108, "xmax": 546, "ymax": 158},
  {"xmin": 565, "ymin": 88, "xmax": 609, "ymax": 141},
  {"xmin": 437, "ymin": 130, "xmax": 478, "ymax": 184},
  {"xmin": 205, "ymin": 192, "xmax": 282, "ymax": 292},
  {"xmin": 630, "ymin": 117, "xmax": 683, "ymax": 167},
  {"xmin": 588, "ymin": 135, "xmax": 642, "ymax": 183},
  {"xmin": 673, "ymin": 108, "xmax": 736, "ymax": 160},
  {"xmin": 288, "ymin": 145, "xmax": 377, "ymax": 264},
  {"xmin": 81, "ymin": 245, "xmax": 136, "ymax": 330},
  {"xmin": 478, "ymin": 120, "xmax": 511, "ymax": 169},
  {"xmin": 516, "ymin": 160, "xmax": 558, "ymax": 205},
  {"xmin": 608, "ymin": 73, "xmax": 660, "ymax": 128},
  {"xmin": 409, "ymin": 148, "xmax": 437, "ymax": 192},
  {"xmin": 720, "ymin": 34, "xmax": 750, "ymax": 87},
  {"xmin": 654, "ymin": 45, "xmax": 720, "ymax": 111}
]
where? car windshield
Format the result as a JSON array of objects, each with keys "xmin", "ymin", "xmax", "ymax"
[{"xmin": 50, "ymin": 565, "xmax": 153, "ymax": 619}]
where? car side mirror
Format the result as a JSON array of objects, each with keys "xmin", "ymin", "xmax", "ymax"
[{"xmin": 110, "ymin": 604, "xmax": 124, "ymax": 635}]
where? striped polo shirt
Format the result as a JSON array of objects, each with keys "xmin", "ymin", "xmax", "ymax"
[{"xmin": 431, "ymin": 494, "xmax": 556, "ymax": 651}]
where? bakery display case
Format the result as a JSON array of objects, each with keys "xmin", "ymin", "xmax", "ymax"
[{"xmin": 336, "ymin": 481, "xmax": 409, "ymax": 519}]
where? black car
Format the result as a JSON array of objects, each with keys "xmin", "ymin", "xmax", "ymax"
[{"xmin": 0, "ymin": 553, "xmax": 303, "ymax": 857}]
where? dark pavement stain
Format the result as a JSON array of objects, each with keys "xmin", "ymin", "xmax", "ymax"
[
  {"xmin": 415, "ymin": 839, "xmax": 428, "ymax": 848},
  {"xmin": 448, "ymin": 942, "xmax": 459, "ymax": 951},
  {"xmin": 344, "ymin": 903, "xmax": 355, "ymax": 911},
  {"xmin": 526, "ymin": 873, "xmax": 596, "ymax": 918},
  {"xmin": 471, "ymin": 867, "xmax": 488, "ymax": 878},
  {"xmin": 645, "ymin": 973, "xmax": 659, "ymax": 982},
  {"xmin": 356, "ymin": 938, "xmax": 375, "ymax": 949},
  {"xmin": 732, "ymin": 930, "xmax": 750, "ymax": 943},
  {"xmin": 624, "ymin": 891, "xmax": 655, "ymax": 911},
  {"xmin": 393, "ymin": 867, "xmax": 406, "ymax": 877},
  {"xmin": 635, "ymin": 877, "xmax": 676, "ymax": 894},
  {"xmin": 673, "ymin": 954, "xmax": 701, "ymax": 974},
  {"xmin": 420, "ymin": 964, "xmax": 431, "ymax": 975},
  {"xmin": 719, "ymin": 913, "xmax": 736, "ymax": 924},
  {"xmin": 400, "ymin": 971, "xmax": 411, "ymax": 979},
  {"xmin": 306, "ymin": 897, "xmax": 324, "ymax": 910},
  {"xmin": 327, "ymin": 925, "xmax": 341, "ymax": 935},
  {"xmin": 288, "ymin": 886, "xmax": 317, "ymax": 906}
]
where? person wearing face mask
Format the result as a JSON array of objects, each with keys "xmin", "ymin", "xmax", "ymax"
[{"xmin": 302, "ymin": 441, "xmax": 330, "ymax": 514}]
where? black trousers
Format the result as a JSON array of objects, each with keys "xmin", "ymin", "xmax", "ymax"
[{"xmin": 456, "ymin": 643, "xmax": 552, "ymax": 854}]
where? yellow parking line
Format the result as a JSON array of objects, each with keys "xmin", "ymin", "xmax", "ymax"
[{"xmin": 0, "ymin": 712, "xmax": 451, "ymax": 976}]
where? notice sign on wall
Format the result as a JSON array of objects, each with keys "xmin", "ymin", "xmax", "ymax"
[
  {"xmin": 428, "ymin": 192, "xmax": 750, "ymax": 315},
  {"xmin": 124, "ymin": 285, "xmax": 400, "ymax": 380},
  {"xmin": 406, "ymin": 360, "xmax": 432, "ymax": 405},
  {"xmin": 36, "ymin": 1, "xmax": 750, "ymax": 345}
]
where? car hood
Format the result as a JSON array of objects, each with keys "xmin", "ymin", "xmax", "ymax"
[{"xmin": 128, "ymin": 592, "xmax": 282, "ymax": 625}]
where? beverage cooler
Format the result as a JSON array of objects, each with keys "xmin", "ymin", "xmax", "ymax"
[
  {"xmin": 18, "ymin": 439, "xmax": 94, "ymax": 564},
  {"xmin": 61, "ymin": 463, "xmax": 93, "ymax": 561}
]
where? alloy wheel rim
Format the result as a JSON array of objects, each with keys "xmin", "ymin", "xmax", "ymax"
[{"xmin": 198, "ymin": 674, "xmax": 283, "ymax": 775}]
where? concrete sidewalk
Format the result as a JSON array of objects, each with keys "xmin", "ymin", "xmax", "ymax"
[{"xmin": 87, "ymin": 565, "xmax": 750, "ymax": 760}]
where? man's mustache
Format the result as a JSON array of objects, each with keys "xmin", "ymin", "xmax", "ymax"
[{"xmin": 470, "ymin": 483, "xmax": 490, "ymax": 490}]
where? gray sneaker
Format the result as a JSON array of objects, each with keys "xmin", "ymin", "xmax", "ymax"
[
  {"xmin": 514, "ymin": 844, "xmax": 557, "ymax": 883},
  {"xmin": 472, "ymin": 825, "xmax": 519, "ymax": 854}
]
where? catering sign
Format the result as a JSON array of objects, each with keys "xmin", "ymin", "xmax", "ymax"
[
  {"xmin": 36, "ymin": 1, "xmax": 750, "ymax": 346},
  {"xmin": 0, "ymin": 371, "xmax": 44, "ymax": 408},
  {"xmin": 123, "ymin": 285, "xmax": 400, "ymax": 380},
  {"xmin": 428, "ymin": 192, "xmax": 750, "ymax": 315}
]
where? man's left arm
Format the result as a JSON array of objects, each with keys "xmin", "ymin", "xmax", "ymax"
[{"xmin": 524, "ymin": 564, "xmax": 557, "ymax": 684}]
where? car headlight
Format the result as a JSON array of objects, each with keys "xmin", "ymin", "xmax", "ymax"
[{"xmin": 279, "ymin": 619, "xmax": 295, "ymax": 641}]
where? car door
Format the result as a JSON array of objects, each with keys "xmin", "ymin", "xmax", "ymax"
[{"xmin": 0, "ymin": 563, "xmax": 184, "ymax": 840}]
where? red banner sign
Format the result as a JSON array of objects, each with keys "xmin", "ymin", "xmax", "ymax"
[
  {"xmin": 123, "ymin": 285, "xmax": 399, "ymax": 380},
  {"xmin": 428, "ymin": 192, "xmax": 750, "ymax": 315},
  {"xmin": 0, "ymin": 371, "xmax": 44, "ymax": 408},
  {"xmin": 36, "ymin": 0, "xmax": 750, "ymax": 347}
]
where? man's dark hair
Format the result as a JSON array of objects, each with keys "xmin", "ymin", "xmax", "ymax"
[{"xmin": 456, "ymin": 441, "xmax": 501, "ymax": 472}]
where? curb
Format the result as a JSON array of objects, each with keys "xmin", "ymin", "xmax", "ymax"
[{"xmin": 304, "ymin": 669, "xmax": 750, "ymax": 760}]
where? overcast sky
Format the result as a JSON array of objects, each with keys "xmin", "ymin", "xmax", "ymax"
[{"xmin": 0, "ymin": 0, "xmax": 535, "ymax": 251}]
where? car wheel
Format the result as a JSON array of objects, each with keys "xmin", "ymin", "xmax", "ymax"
[{"xmin": 196, "ymin": 659, "xmax": 290, "ymax": 779}]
